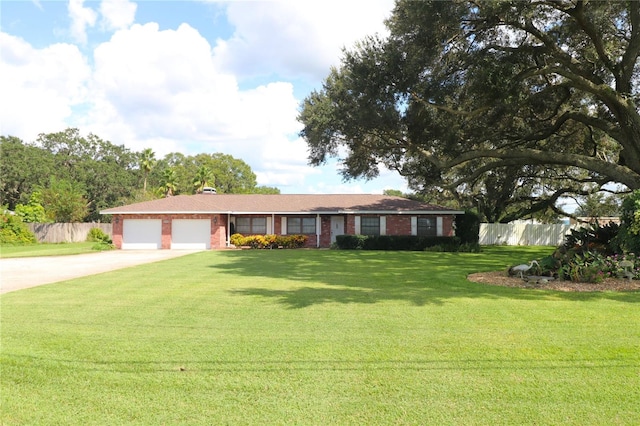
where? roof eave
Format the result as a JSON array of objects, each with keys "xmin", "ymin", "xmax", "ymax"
[
  {"xmin": 100, "ymin": 210, "xmax": 465, "ymax": 215},
  {"xmin": 335, "ymin": 210, "xmax": 464, "ymax": 215}
]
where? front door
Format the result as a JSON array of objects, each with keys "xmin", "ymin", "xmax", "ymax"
[{"xmin": 330, "ymin": 216, "xmax": 344, "ymax": 244}]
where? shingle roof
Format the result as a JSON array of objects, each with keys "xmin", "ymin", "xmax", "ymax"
[{"xmin": 100, "ymin": 194, "xmax": 463, "ymax": 215}]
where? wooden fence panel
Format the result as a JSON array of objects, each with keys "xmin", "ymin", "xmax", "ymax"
[
  {"xmin": 479, "ymin": 223, "xmax": 576, "ymax": 246},
  {"xmin": 27, "ymin": 223, "xmax": 113, "ymax": 243}
]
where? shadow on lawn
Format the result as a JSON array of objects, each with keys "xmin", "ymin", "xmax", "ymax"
[{"xmin": 210, "ymin": 248, "xmax": 640, "ymax": 308}]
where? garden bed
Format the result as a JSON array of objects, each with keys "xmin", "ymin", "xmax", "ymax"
[{"xmin": 468, "ymin": 271, "xmax": 640, "ymax": 292}]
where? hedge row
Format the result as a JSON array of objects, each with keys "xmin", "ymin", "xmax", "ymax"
[
  {"xmin": 334, "ymin": 235, "xmax": 479, "ymax": 252},
  {"xmin": 230, "ymin": 233, "xmax": 308, "ymax": 249}
]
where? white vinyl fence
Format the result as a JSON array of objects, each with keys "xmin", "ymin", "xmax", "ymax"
[
  {"xmin": 28, "ymin": 223, "xmax": 113, "ymax": 243},
  {"xmin": 479, "ymin": 223, "xmax": 578, "ymax": 246}
]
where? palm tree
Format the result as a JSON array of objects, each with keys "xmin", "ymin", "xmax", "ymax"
[
  {"xmin": 192, "ymin": 165, "xmax": 214, "ymax": 193},
  {"xmin": 140, "ymin": 148, "xmax": 156, "ymax": 192},
  {"xmin": 160, "ymin": 168, "xmax": 178, "ymax": 197}
]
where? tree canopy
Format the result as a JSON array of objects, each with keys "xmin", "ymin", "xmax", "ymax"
[
  {"xmin": 151, "ymin": 152, "xmax": 280, "ymax": 196},
  {"xmin": 299, "ymin": 0, "xmax": 640, "ymax": 220},
  {"xmin": 34, "ymin": 128, "xmax": 141, "ymax": 221},
  {"xmin": 1, "ymin": 128, "xmax": 280, "ymax": 222},
  {"xmin": 0, "ymin": 136, "xmax": 54, "ymax": 210},
  {"xmin": 38, "ymin": 177, "xmax": 89, "ymax": 223},
  {"xmin": 575, "ymin": 192, "xmax": 621, "ymax": 217}
]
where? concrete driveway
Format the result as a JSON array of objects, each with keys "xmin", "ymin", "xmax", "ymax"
[{"xmin": 0, "ymin": 250, "xmax": 201, "ymax": 294}]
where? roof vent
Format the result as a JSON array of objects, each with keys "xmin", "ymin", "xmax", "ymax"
[{"xmin": 201, "ymin": 187, "xmax": 217, "ymax": 194}]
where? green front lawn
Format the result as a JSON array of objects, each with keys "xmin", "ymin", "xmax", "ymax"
[
  {"xmin": 0, "ymin": 242, "xmax": 98, "ymax": 258},
  {"xmin": 1, "ymin": 247, "xmax": 639, "ymax": 425}
]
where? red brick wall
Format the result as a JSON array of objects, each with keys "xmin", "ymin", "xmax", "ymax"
[
  {"xmin": 212, "ymin": 214, "xmax": 226, "ymax": 248},
  {"xmin": 112, "ymin": 215, "xmax": 123, "ymax": 248},
  {"xmin": 385, "ymin": 216, "xmax": 411, "ymax": 235},
  {"xmin": 343, "ymin": 214, "xmax": 456, "ymax": 237},
  {"xmin": 161, "ymin": 218, "xmax": 171, "ymax": 249},
  {"xmin": 111, "ymin": 213, "xmax": 225, "ymax": 249},
  {"xmin": 111, "ymin": 214, "xmax": 172, "ymax": 249},
  {"xmin": 442, "ymin": 216, "xmax": 454, "ymax": 237},
  {"xmin": 346, "ymin": 216, "xmax": 356, "ymax": 235},
  {"xmin": 111, "ymin": 213, "xmax": 458, "ymax": 249},
  {"xmin": 319, "ymin": 216, "xmax": 332, "ymax": 247}
]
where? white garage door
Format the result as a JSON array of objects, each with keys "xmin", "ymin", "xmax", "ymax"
[
  {"xmin": 171, "ymin": 219, "xmax": 211, "ymax": 249},
  {"xmin": 122, "ymin": 219, "xmax": 162, "ymax": 249}
]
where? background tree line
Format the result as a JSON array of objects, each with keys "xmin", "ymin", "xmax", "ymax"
[{"xmin": 0, "ymin": 128, "xmax": 279, "ymax": 223}]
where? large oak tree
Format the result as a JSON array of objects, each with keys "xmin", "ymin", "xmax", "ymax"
[{"xmin": 299, "ymin": 0, "xmax": 640, "ymax": 220}]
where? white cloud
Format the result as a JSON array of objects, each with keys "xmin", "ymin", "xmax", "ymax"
[
  {"xmin": 213, "ymin": 0, "xmax": 394, "ymax": 80},
  {"xmin": 91, "ymin": 22, "xmax": 235, "ymax": 134},
  {"xmin": 301, "ymin": 161, "xmax": 409, "ymax": 195},
  {"xmin": 99, "ymin": 0, "xmax": 137, "ymax": 31},
  {"xmin": 0, "ymin": 32, "xmax": 91, "ymax": 140},
  {"xmin": 68, "ymin": 0, "xmax": 97, "ymax": 44},
  {"xmin": 87, "ymin": 22, "xmax": 306, "ymax": 184}
]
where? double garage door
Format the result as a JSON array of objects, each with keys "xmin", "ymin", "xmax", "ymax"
[{"xmin": 122, "ymin": 219, "xmax": 211, "ymax": 249}]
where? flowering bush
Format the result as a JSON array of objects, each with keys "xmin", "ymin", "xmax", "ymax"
[
  {"xmin": 530, "ymin": 220, "xmax": 640, "ymax": 283},
  {"xmin": 580, "ymin": 265, "xmax": 606, "ymax": 284},
  {"xmin": 279, "ymin": 234, "xmax": 308, "ymax": 248},
  {"xmin": 530, "ymin": 251, "xmax": 639, "ymax": 283},
  {"xmin": 230, "ymin": 234, "xmax": 308, "ymax": 249},
  {"xmin": 230, "ymin": 234, "xmax": 271, "ymax": 248},
  {"xmin": 513, "ymin": 192, "xmax": 640, "ymax": 284},
  {"xmin": 600, "ymin": 253, "xmax": 640, "ymax": 280}
]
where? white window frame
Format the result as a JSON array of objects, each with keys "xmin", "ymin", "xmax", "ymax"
[
  {"xmin": 236, "ymin": 217, "xmax": 267, "ymax": 234},
  {"xmin": 286, "ymin": 217, "xmax": 317, "ymax": 234},
  {"xmin": 360, "ymin": 216, "xmax": 381, "ymax": 236},
  {"xmin": 417, "ymin": 217, "xmax": 437, "ymax": 237}
]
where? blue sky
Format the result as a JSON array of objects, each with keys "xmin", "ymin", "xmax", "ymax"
[{"xmin": 1, "ymin": 0, "xmax": 409, "ymax": 194}]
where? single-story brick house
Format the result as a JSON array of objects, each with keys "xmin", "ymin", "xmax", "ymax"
[{"xmin": 100, "ymin": 194, "xmax": 463, "ymax": 249}]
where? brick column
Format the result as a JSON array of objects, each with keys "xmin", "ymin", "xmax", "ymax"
[{"xmin": 161, "ymin": 216, "xmax": 171, "ymax": 249}]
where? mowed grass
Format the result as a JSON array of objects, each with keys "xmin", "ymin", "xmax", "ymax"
[
  {"xmin": 0, "ymin": 242, "xmax": 97, "ymax": 258},
  {"xmin": 1, "ymin": 247, "xmax": 639, "ymax": 425}
]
